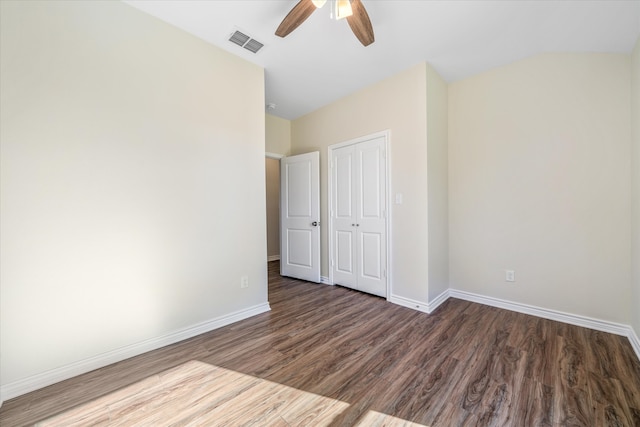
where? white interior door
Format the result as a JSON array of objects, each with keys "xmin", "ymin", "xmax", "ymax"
[
  {"xmin": 280, "ymin": 152, "xmax": 321, "ymax": 282},
  {"xmin": 330, "ymin": 135, "xmax": 387, "ymax": 297},
  {"xmin": 355, "ymin": 137, "xmax": 386, "ymax": 297}
]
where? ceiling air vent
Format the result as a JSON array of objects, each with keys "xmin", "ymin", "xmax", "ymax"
[{"xmin": 228, "ymin": 30, "xmax": 264, "ymax": 54}]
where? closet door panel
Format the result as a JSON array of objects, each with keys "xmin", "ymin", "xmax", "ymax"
[
  {"xmin": 361, "ymin": 232, "xmax": 382, "ymax": 278},
  {"xmin": 332, "ymin": 145, "xmax": 357, "ymax": 288},
  {"xmin": 356, "ymin": 137, "xmax": 387, "ymax": 297},
  {"xmin": 358, "ymin": 143, "xmax": 383, "ymax": 220},
  {"xmin": 335, "ymin": 231, "xmax": 354, "ymax": 275},
  {"xmin": 335, "ymin": 151, "xmax": 354, "ymax": 218}
]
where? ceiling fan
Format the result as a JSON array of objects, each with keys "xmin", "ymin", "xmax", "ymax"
[{"xmin": 275, "ymin": 0, "xmax": 375, "ymax": 47}]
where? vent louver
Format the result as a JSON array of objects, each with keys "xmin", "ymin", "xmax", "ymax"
[
  {"xmin": 228, "ymin": 30, "xmax": 264, "ymax": 54},
  {"xmin": 229, "ymin": 31, "xmax": 250, "ymax": 47},
  {"xmin": 244, "ymin": 39, "xmax": 264, "ymax": 53}
]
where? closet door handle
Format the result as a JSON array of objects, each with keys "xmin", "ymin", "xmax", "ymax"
[{"xmin": 311, "ymin": 221, "xmax": 319, "ymax": 227}]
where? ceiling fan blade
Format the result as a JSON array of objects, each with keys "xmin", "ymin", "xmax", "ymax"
[
  {"xmin": 275, "ymin": 0, "xmax": 317, "ymax": 38},
  {"xmin": 346, "ymin": 0, "xmax": 374, "ymax": 46}
]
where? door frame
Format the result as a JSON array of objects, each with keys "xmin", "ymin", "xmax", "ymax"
[{"xmin": 327, "ymin": 130, "xmax": 391, "ymax": 299}]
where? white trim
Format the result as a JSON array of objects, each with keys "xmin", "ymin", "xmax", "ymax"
[
  {"xmin": 388, "ymin": 289, "xmax": 449, "ymax": 314},
  {"xmin": 628, "ymin": 328, "xmax": 640, "ymax": 362},
  {"xmin": 390, "ymin": 287, "xmax": 640, "ymax": 363},
  {"xmin": 265, "ymin": 152, "xmax": 284, "ymax": 159},
  {"xmin": 320, "ymin": 276, "xmax": 331, "ymax": 285},
  {"xmin": 326, "ymin": 130, "xmax": 391, "ymax": 151},
  {"xmin": 388, "ymin": 294, "xmax": 429, "ymax": 314},
  {"xmin": 327, "ymin": 130, "xmax": 391, "ymax": 297},
  {"xmin": 0, "ymin": 303, "xmax": 271, "ymax": 402},
  {"xmin": 267, "ymin": 255, "xmax": 280, "ymax": 262},
  {"xmin": 449, "ymin": 289, "xmax": 629, "ymax": 336},
  {"xmin": 427, "ymin": 289, "xmax": 450, "ymax": 313},
  {"xmin": 389, "ymin": 295, "xmax": 430, "ymax": 314}
]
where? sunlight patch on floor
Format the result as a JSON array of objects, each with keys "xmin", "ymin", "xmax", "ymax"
[
  {"xmin": 36, "ymin": 360, "xmax": 426, "ymax": 426},
  {"xmin": 356, "ymin": 410, "xmax": 429, "ymax": 426}
]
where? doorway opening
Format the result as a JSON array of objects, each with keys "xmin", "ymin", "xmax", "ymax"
[{"xmin": 265, "ymin": 154, "xmax": 282, "ymax": 263}]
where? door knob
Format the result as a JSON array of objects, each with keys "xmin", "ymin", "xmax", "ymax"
[{"xmin": 312, "ymin": 221, "xmax": 319, "ymax": 226}]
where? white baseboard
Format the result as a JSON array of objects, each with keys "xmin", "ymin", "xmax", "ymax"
[
  {"xmin": 0, "ymin": 302, "xmax": 271, "ymax": 403},
  {"xmin": 427, "ymin": 289, "xmax": 450, "ymax": 313},
  {"xmin": 389, "ymin": 288, "xmax": 640, "ymax": 364},
  {"xmin": 387, "ymin": 291, "xmax": 448, "ymax": 314},
  {"xmin": 388, "ymin": 291, "xmax": 448, "ymax": 314},
  {"xmin": 320, "ymin": 276, "xmax": 330, "ymax": 285},
  {"xmin": 267, "ymin": 255, "xmax": 280, "ymax": 262},
  {"xmin": 448, "ymin": 289, "xmax": 630, "ymax": 336},
  {"xmin": 629, "ymin": 327, "xmax": 640, "ymax": 362},
  {"xmin": 389, "ymin": 295, "xmax": 430, "ymax": 314}
]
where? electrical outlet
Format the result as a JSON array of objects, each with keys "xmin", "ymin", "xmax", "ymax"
[
  {"xmin": 241, "ymin": 276, "xmax": 249, "ymax": 288},
  {"xmin": 505, "ymin": 270, "xmax": 515, "ymax": 282}
]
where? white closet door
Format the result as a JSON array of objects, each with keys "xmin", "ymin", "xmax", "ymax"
[
  {"xmin": 356, "ymin": 137, "xmax": 386, "ymax": 297},
  {"xmin": 332, "ymin": 145, "xmax": 357, "ymax": 288},
  {"xmin": 331, "ymin": 135, "xmax": 387, "ymax": 297}
]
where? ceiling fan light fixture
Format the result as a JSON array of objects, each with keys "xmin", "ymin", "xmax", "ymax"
[
  {"xmin": 275, "ymin": 0, "xmax": 373, "ymax": 46},
  {"xmin": 335, "ymin": 0, "xmax": 353, "ymax": 20}
]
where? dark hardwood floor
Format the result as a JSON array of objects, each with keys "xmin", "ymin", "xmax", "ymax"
[{"xmin": 1, "ymin": 261, "xmax": 639, "ymax": 426}]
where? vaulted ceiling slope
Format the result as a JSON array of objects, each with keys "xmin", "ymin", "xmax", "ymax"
[{"xmin": 125, "ymin": 0, "xmax": 640, "ymax": 120}]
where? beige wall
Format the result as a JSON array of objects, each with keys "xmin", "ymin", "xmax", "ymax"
[
  {"xmin": 265, "ymin": 158, "xmax": 281, "ymax": 258},
  {"xmin": 426, "ymin": 65, "xmax": 449, "ymax": 301},
  {"xmin": 449, "ymin": 53, "xmax": 631, "ymax": 324},
  {"xmin": 266, "ymin": 114, "xmax": 292, "ymax": 156},
  {"xmin": 0, "ymin": 0, "xmax": 267, "ymax": 396},
  {"xmin": 632, "ymin": 37, "xmax": 640, "ymax": 336},
  {"xmin": 292, "ymin": 63, "xmax": 433, "ymax": 303}
]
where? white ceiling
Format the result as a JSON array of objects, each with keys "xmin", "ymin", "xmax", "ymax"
[{"xmin": 124, "ymin": 0, "xmax": 640, "ymax": 120}]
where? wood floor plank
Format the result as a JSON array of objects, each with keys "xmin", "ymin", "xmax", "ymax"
[
  {"xmin": 394, "ymin": 356, "xmax": 462, "ymax": 425},
  {"xmin": 512, "ymin": 378, "xmax": 555, "ymax": 426},
  {"xmin": 430, "ymin": 401, "xmax": 478, "ymax": 426},
  {"xmin": 2, "ymin": 260, "xmax": 640, "ymax": 426}
]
